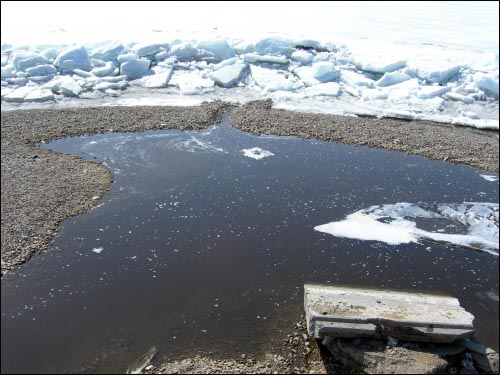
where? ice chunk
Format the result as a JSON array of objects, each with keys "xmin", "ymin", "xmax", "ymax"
[
  {"xmin": 59, "ymin": 76, "xmax": 83, "ymax": 97},
  {"xmin": 13, "ymin": 52, "xmax": 49, "ymax": 71},
  {"xmin": 6, "ymin": 77, "xmax": 27, "ymax": 86},
  {"xmin": 40, "ymin": 48, "xmax": 60, "ymax": 62},
  {"xmin": 197, "ymin": 39, "xmax": 235, "ymax": 61},
  {"xmin": 242, "ymin": 54, "xmax": 288, "ymax": 64},
  {"xmin": 1, "ymin": 43, "xmax": 12, "ymax": 52},
  {"xmin": 293, "ymin": 66, "xmax": 320, "ymax": 86},
  {"xmin": 303, "ymin": 82, "xmax": 340, "ymax": 97},
  {"xmin": 54, "ymin": 46, "xmax": 92, "ymax": 72},
  {"xmin": 361, "ymin": 88, "xmax": 389, "ymax": 100},
  {"xmin": 313, "ymin": 52, "xmax": 335, "ymax": 63},
  {"xmin": 341, "ymin": 70, "xmax": 374, "ymax": 88},
  {"xmin": 474, "ymin": 73, "xmax": 499, "ymax": 98},
  {"xmin": 212, "ymin": 57, "xmax": 238, "ymax": 70},
  {"xmin": 232, "ymin": 40, "xmax": 255, "ymax": 54},
  {"xmin": 117, "ymin": 53, "xmax": 139, "ymax": 64},
  {"xmin": 72, "ymin": 69, "xmax": 93, "ymax": 78},
  {"xmin": 1, "ymin": 64, "xmax": 16, "ymax": 79},
  {"xmin": 250, "ymin": 65, "xmax": 299, "ymax": 92},
  {"xmin": 3, "ymin": 86, "xmax": 36, "ymax": 102},
  {"xmin": 171, "ymin": 42, "xmax": 201, "ymax": 62},
  {"xmin": 155, "ymin": 51, "xmax": 169, "ymax": 62},
  {"xmin": 1, "ymin": 87, "xmax": 14, "ymax": 99},
  {"xmin": 242, "ymin": 147, "xmax": 274, "ymax": 160},
  {"xmin": 94, "ymin": 80, "xmax": 128, "ymax": 91},
  {"xmin": 382, "ymin": 78, "xmax": 420, "ymax": 98},
  {"xmin": 91, "ymin": 58, "xmax": 106, "ymax": 67},
  {"xmin": 417, "ymin": 85, "xmax": 451, "ymax": 99},
  {"xmin": 208, "ymin": 63, "xmax": 247, "ymax": 87},
  {"xmin": 294, "ymin": 39, "xmax": 324, "ymax": 50},
  {"xmin": 105, "ymin": 88, "xmax": 120, "ymax": 97},
  {"xmin": 132, "ymin": 67, "xmax": 173, "ymax": 88},
  {"xmin": 172, "ymin": 70, "xmax": 215, "ymax": 95},
  {"xmin": 91, "ymin": 61, "xmax": 116, "ymax": 77},
  {"xmin": 375, "ymin": 72, "xmax": 411, "ymax": 87},
  {"xmin": 358, "ymin": 58, "xmax": 406, "ymax": 73},
  {"xmin": 462, "ymin": 111, "xmax": 479, "ymax": 119},
  {"xmin": 25, "ymin": 64, "xmax": 57, "ymax": 77},
  {"xmin": 407, "ymin": 60, "xmax": 462, "ymax": 84},
  {"xmin": 91, "ymin": 41, "xmax": 124, "ymax": 61},
  {"xmin": 312, "ymin": 62, "xmax": 339, "ymax": 82},
  {"xmin": 24, "ymin": 88, "xmax": 55, "ymax": 102},
  {"xmin": 120, "ymin": 58, "xmax": 150, "ymax": 80},
  {"xmin": 291, "ymin": 50, "xmax": 314, "ymax": 64},
  {"xmin": 132, "ymin": 43, "xmax": 164, "ymax": 57},
  {"xmin": 255, "ymin": 37, "xmax": 294, "ymax": 56},
  {"xmin": 445, "ymin": 91, "xmax": 474, "ymax": 104}
]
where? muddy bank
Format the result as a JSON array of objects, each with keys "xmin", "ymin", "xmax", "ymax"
[
  {"xmin": 1, "ymin": 102, "xmax": 227, "ymax": 273},
  {"xmin": 231, "ymin": 100, "xmax": 499, "ymax": 173}
]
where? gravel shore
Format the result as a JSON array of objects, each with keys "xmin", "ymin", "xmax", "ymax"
[
  {"xmin": 231, "ymin": 100, "xmax": 499, "ymax": 173},
  {"xmin": 1, "ymin": 102, "xmax": 227, "ymax": 273}
]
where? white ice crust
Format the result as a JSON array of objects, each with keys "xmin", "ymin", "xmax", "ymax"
[{"xmin": 315, "ymin": 202, "xmax": 499, "ymax": 255}]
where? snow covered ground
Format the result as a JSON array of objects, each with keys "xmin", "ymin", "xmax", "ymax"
[{"xmin": 1, "ymin": 1, "xmax": 498, "ymax": 129}]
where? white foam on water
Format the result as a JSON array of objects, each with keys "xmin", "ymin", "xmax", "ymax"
[
  {"xmin": 315, "ymin": 202, "xmax": 499, "ymax": 255},
  {"xmin": 174, "ymin": 136, "xmax": 226, "ymax": 154},
  {"xmin": 241, "ymin": 147, "xmax": 275, "ymax": 160},
  {"xmin": 480, "ymin": 174, "xmax": 499, "ymax": 182},
  {"xmin": 91, "ymin": 247, "xmax": 104, "ymax": 254}
]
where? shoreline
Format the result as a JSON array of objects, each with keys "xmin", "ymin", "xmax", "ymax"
[{"xmin": 1, "ymin": 101, "xmax": 498, "ymax": 274}]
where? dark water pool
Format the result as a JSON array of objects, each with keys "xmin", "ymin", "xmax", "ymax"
[{"xmin": 2, "ymin": 117, "xmax": 498, "ymax": 373}]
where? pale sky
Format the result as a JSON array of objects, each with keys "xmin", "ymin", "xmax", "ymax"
[{"xmin": 1, "ymin": 1, "xmax": 498, "ymax": 50}]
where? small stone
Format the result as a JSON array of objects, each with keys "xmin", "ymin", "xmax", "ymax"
[{"xmin": 241, "ymin": 354, "xmax": 246, "ymax": 359}]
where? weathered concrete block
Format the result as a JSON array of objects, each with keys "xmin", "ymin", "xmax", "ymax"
[{"xmin": 304, "ymin": 284, "xmax": 474, "ymax": 343}]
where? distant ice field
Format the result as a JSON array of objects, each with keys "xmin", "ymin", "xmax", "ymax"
[{"xmin": 1, "ymin": 1, "xmax": 498, "ymax": 129}]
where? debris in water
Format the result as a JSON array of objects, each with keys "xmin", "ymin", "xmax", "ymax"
[{"xmin": 91, "ymin": 247, "xmax": 104, "ymax": 254}]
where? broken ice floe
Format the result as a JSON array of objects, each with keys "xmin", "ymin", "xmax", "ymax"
[
  {"xmin": 314, "ymin": 202, "xmax": 499, "ymax": 255},
  {"xmin": 2, "ymin": 20, "xmax": 499, "ymax": 130},
  {"xmin": 242, "ymin": 147, "xmax": 275, "ymax": 160}
]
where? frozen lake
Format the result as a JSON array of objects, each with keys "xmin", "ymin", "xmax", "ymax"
[
  {"xmin": 1, "ymin": 116, "xmax": 498, "ymax": 373},
  {"xmin": 2, "ymin": 2, "xmax": 498, "ymax": 128}
]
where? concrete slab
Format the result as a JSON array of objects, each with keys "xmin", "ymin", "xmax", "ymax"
[{"xmin": 305, "ymin": 284, "xmax": 474, "ymax": 343}]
